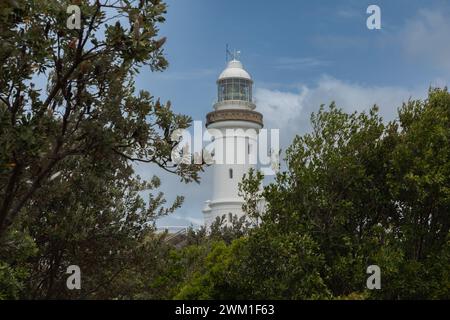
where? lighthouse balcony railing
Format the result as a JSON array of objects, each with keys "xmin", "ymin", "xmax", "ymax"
[{"xmin": 213, "ymin": 99, "xmax": 256, "ymax": 111}]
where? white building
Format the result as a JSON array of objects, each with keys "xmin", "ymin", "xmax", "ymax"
[{"xmin": 202, "ymin": 58, "xmax": 263, "ymax": 227}]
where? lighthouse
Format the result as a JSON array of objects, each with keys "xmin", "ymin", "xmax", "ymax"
[{"xmin": 202, "ymin": 56, "xmax": 263, "ymax": 227}]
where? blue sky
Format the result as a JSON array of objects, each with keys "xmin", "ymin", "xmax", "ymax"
[{"xmin": 132, "ymin": 0, "xmax": 450, "ymax": 228}]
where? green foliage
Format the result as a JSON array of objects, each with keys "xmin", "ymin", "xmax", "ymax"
[
  {"xmin": 175, "ymin": 241, "xmax": 233, "ymax": 300},
  {"xmin": 0, "ymin": 229, "xmax": 37, "ymax": 299},
  {"xmin": 235, "ymin": 89, "xmax": 450, "ymax": 299},
  {"xmin": 228, "ymin": 230, "xmax": 331, "ymax": 299},
  {"xmin": 0, "ymin": 0, "xmax": 202, "ymax": 299},
  {"xmin": 13, "ymin": 155, "xmax": 182, "ymax": 299},
  {"xmin": 0, "ymin": 0, "xmax": 201, "ymax": 239},
  {"xmin": 182, "ymin": 214, "xmax": 254, "ymax": 248},
  {"xmin": 173, "ymin": 230, "xmax": 330, "ymax": 300}
]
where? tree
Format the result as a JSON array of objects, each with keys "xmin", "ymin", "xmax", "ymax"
[
  {"xmin": 0, "ymin": 0, "xmax": 203, "ymax": 299},
  {"xmin": 0, "ymin": 0, "xmax": 201, "ymax": 239},
  {"xmin": 13, "ymin": 155, "xmax": 181, "ymax": 299},
  {"xmin": 372, "ymin": 88, "xmax": 450, "ymax": 298},
  {"xmin": 234, "ymin": 89, "xmax": 450, "ymax": 299}
]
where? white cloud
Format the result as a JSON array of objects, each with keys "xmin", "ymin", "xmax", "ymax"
[
  {"xmin": 255, "ymin": 76, "xmax": 428, "ymax": 148},
  {"xmin": 254, "ymin": 86, "xmax": 308, "ymax": 129},
  {"xmin": 401, "ymin": 7, "xmax": 450, "ymax": 71}
]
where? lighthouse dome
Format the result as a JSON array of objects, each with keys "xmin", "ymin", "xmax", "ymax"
[{"xmin": 218, "ymin": 60, "xmax": 252, "ymax": 81}]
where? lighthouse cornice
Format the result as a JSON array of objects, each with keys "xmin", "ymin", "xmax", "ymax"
[{"xmin": 206, "ymin": 109, "xmax": 263, "ymax": 127}]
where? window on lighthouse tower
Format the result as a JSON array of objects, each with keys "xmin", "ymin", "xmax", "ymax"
[
  {"xmin": 229, "ymin": 168, "xmax": 233, "ymax": 179},
  {"xmin": 218, "ymin": 78, "xmax": 252, "ymax": 102}
]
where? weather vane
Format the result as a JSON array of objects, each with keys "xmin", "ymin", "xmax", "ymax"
[{"xmin": 226, "ymin": 44, "xmax": 241, "ymax": 62}]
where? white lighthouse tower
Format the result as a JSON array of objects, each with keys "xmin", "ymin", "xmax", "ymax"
[{"xmin": 202, "ymin": 56, "xmax": 263, "ymax": 227}]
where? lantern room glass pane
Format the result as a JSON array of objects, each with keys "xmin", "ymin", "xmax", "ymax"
[{"xmin": 218, "ymin": 78, "xmax": 252, "ymax": 102}]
